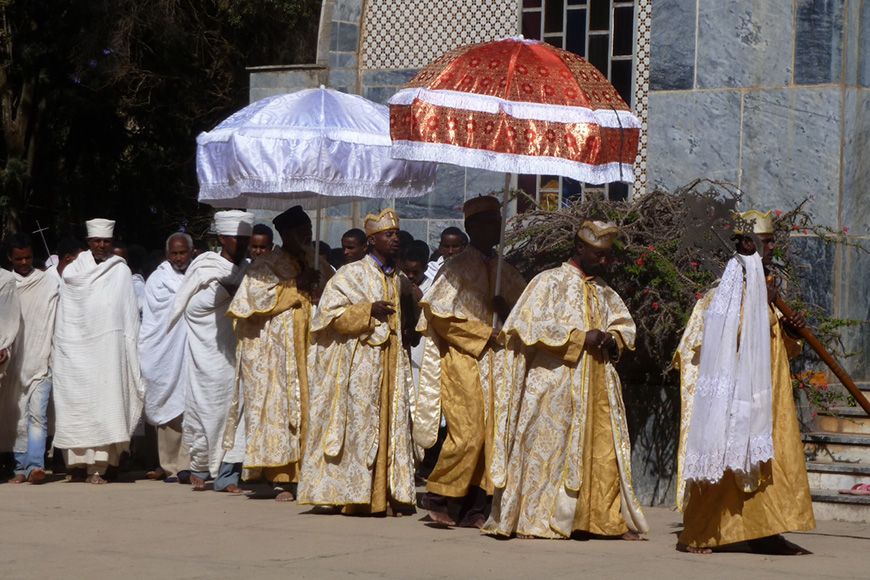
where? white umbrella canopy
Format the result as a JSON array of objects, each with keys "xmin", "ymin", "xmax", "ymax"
[{"xmin": 196, "ymin": 86, "xmax": 437, "ymax": 210}]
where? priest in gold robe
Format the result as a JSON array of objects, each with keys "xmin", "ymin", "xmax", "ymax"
[
  {"xmin": 416, "ymin": 195, "xmax": 526, "ymax": 528},
  {"xmin": 484, "ymin": 221, "xmax": 648, "ymax": 540},
  {"xmin": 675, "ymin": 210, "xmax": 814, "ymax": 554},
  {"xmin": 298, "ymin": 209, "xmax": 416, "ymax": 515},
  {"xmin": 226, "ymin": 206, "xmax": 318, "ymax": 502}
]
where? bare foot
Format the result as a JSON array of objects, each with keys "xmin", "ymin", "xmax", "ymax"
[
  {"xmin": 191, "ymin": 475, "xmax": 207, "ymax": 491},
  {"xmin": 458, "ymin": 513, "xmax": 486, "ymax": 529},
  {"xmin": 28, "ymin": 469, "xmax": 46, "ymax": 485},
  {"xmin": 517, "ymin": 534, "xmax": 538, "ymax": 539},
  {"xmin": 622, "ymin": 531, "xmax": 645, "ymax": 541},
  {"xmin": 145, "ymin": 468, "xmax": 166, "ymax": 480},
  {"xmin": 275, "ymin": 490, "xmax": 295, "ymax": 502},
  {"xmin": 676, "ymin": 543, "xmax": 712, "ymax": 554},
  {"xmin": 219, "ymin": 484, "xmax": 244, "ymax": 494},
  {"xmin": 8, "ymin": 474, "xmax": 26, "ymax": 484},
  {"xmin": 428, "ymin": 509, "xmax": 456, "ymax": 526},
  {"xmin": 85, "ymin": 473, "xmax": 108, "ymax": 485}
]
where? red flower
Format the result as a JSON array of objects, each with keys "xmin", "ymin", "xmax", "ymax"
[
  {"xmin": 695, "ymin": 292, "xmax": 703, "ymax": 300},
  {"xmin": 802, "ymin": 228, "xmax": 809, "ymax": 234},
  {"xmin": 690, "ymin": 261, "xmax": 700, "ymax": 269},
  {"xmin": 647, "ymin": 245, "xmax": 655, "ymax": 251},
  {"xmin": 651, "ymin": 302, "xmax": 660, "ymax": 311},
  {"xmin": 774, "ymin": 209, "xmax": 782, "ymax": 217},
  {"xmin": 791, "ymin": 224, "xmax": 800, "ymax": 231},
  {"xmin": 635, "ymin": 258, "xmax": 645, "ymax": 267},
  {"xmin": 843, "ymin": 226, "xmax": 850, "ymax": 234}
]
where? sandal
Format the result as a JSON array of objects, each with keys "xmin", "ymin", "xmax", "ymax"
[{"xmin": 839, "ymin": 483, "xmax": 870, "ymax": 495}]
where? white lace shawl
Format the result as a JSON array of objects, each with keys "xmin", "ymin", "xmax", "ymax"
[{"xmin": 682, "ymin": 252, "xmax": 773, "ymax": 487}]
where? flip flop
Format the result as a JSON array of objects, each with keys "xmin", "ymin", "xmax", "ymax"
[{"xmin": 839, "ymin": 483, "xmax": 870, "ymax": 495}]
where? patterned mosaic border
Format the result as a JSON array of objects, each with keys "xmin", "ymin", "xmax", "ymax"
[
  {"xmin": 633, "ymin": 0, "xmax": 652, "ymax": 196},
  {"xmin": 361, "ymin": 0, "xmax": 519, "ymax": 70}
]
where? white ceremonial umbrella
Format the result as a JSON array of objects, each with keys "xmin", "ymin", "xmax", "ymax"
[{"xmin": 196, "ymin": 86, "xmax": 437, "ymax": 266}]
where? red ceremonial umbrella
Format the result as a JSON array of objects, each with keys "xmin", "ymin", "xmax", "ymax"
[{"xmin": 388, "ymin": 36, "xmax": 640, "ymax": 300}]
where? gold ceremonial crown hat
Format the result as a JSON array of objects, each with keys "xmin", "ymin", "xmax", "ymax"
[
  {"xmin": 463, "ymin": 195, "xmax": 501, "ymax": 219},
  {"xmin": 734, "ymin": 209, "xmax": 774, "ymax": 235},
  {"xmin": 576, "ymin": 220, "xmax": 619, "ymax": 249},
  {"xmin": 364, "ymin": 208, "xmax": 400, "ymax": 236}
]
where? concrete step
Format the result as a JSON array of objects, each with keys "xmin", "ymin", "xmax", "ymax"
[
  {"xmin": 816, "ymin": 410, "xmax": 870, "ymax": 435},
  {"xmin": 803, "ymin": 432, "xmax": 870, "ymax": 464},
  {"xmin": 806, "ymin": 461, "xmax": 870, "ymax": 491},
  {"xmin": 810, "ymin": 489, "xmax": 870, "ymax": 524}
]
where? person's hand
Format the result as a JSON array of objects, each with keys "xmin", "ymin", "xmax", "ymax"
[
  {"xmin": 783, "ymin": 310, "xmax": 806, "ymax": 332},
  {"xmin": 409, "ymin": 283, "xmax": 423, "ymax": 302},
  {"xmin": 492, "ymin": 295, "xmax": 510, "ymax": 322},
  {"xmin": 487, "ymin": 327, "xmax": 502, "ymax": 348},
  {"xmin": 371, "ymin": 301, "xmax": 395, "ymax": 322},
  {"xmin": 584, "ymin": 329, "xmax": 608, "ymax": 350},
  {"xmin": 0, "ymin": 348, "xmax": 8, "ymax": 365}
]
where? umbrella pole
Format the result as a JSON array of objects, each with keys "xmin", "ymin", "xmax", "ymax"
[
  {"xmin": 492, "ymin": 172, "xmax": 510, "ymax": 327},
  {"xmin": 314, "ymin": 206, "xmax": 322, "ymax": 273}
]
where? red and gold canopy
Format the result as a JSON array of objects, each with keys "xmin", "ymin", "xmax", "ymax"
[{"xmin": 389, "ymin": 37, "xmax": 639, "ymax": 184}]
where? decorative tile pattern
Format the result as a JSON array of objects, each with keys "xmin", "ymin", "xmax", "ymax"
[
  {"xmin": 633, "ymin": 0, "xmax": 653, "ymax": 195},
  {"xmin": 361, "ymin": 0, "xmax": 519, "ymax": 70}
]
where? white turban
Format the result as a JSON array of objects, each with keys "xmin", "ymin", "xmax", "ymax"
[
  {"xmin": 213, "ymin": 210, "xmax": 254, "ymax": 236},
  {"xmin": 86, "ymin": 218, "xmax": 115, "ymax": 238}
]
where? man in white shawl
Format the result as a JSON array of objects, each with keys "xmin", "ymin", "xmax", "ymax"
[
  {"xmin": 52, "ymin": 218, "xmax": 143, "ymax": 484},
  {"xmin": 0, "ymin": 266, "xmax": 19, "ymax": 374},
  {"xmin": 675, "ymin": 210, "xmax": 814, "ymax": 554},
  {"xmin": 1, "ymin": 234, "xmax": 59, "ymax": 484},
  {"xmin": 484, "ymin": 221, "xmax": 648, "ymax": 540},
  {"xmin": 169, "ymin": 210, "xmax": 252, "ymax": 493},
  {"xmin": 139, "ymin": 232, "xmax": 194, "ymax": 483}
]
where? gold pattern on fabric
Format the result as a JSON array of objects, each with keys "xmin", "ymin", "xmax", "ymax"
[
  {"xmin": 225, "ymin": 249, "xmax": 311, "ymax": 479},
  {"xmin": 416, "ymin": 247, "xmax": 525, "ymax": 498},
  {"xmin": 390, "ymin": 103, "xmax": 639, "ymax": 165},
  {"xmin": 678, "ymin": 303, "xmax": 815, "ymax": 548},
  {"xmin": 414, "ymin": 247, "xmax": 526, "ymax": 451},
  {"xmin": 298, "ymin": 255, "xmax": 416, "ymax": 508},
  {"xmin": 485, "ymin": 263, "xmax": 648, "ymax": 538}
]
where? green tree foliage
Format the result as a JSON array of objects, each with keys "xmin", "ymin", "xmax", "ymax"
[{"xmin": 0, "ymin": 0, "xmax": 320, "ymax": 257}]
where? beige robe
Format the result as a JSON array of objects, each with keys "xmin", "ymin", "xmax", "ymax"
[
  {"xmin": 226, "ymin": 248, "xmax": 311, "ymax": 483},
  {"xmin": 0, "ymin": 270, "xmax": 20, "ymax": 380},
  {"xmin": 298, "ymin": 255, "xmax": 415, "ymax": 510},
  {"xmin": 415, "ymin": 246, "xmax": 525, "ymax": 497},
  {"xmin": 484, "ymin": 263, "xmax": 648, "ymax": 538},
  {"xmin": 675, "ymin": 291, "xmax": 815, "ymax": 548}
]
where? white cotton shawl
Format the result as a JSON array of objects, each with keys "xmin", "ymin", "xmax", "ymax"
[
  {"xmin": 139, "ymin": 261, "xmax": 187, "ymax": 426},
  {"xmin": 682, "ymin": 252, "xmax": 773, "ymax": 487},
  {"xmin": 0, "ymin": 270, "xmax": 20, "ymax": 380},
  {"xmin": 0, "ymin": 269, "xmax": 59, "ymax": 451},
  {"xmin": 52, "ymin": 251, "xmax": 144, "ymax": 449},
  {"xmin": 170, "ymin": 251, "xmax": 246, "ymax": 477}
]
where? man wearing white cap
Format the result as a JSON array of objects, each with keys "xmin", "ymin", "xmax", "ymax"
[
  {"xmin": 169, "ymin": 210, "xmax": 253, "ymax": 493},
  {"xmin": 484, "ymin": 221, "xmax": 648, "ymax": 540},
  {"xmin": 52, "ymin": 218, "xmax": 144, "ymax": 484}
]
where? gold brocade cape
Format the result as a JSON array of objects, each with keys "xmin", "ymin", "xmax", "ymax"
[
  {"xmin": 675, "ymin": 289, "xmax": 815, "ymax": 547},
  {"xmin": 224, "ymin": 248, "xmax": 311, "ymax": 472},
  {"xmin": 413, "ymin": 246, "xmax": 526, "ymax": 450},
  {"xmin": 297, "ymin": 255, "xmax": 416, "ymax": 506},
  {"xmin": 486, "ymin": 263, "xmax": 649, "ymax": 536}
]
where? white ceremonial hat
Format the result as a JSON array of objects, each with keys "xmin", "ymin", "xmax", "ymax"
[
  {"xmin": 213, "ymin": 210, "xmax": 255, "ymax": 236},
  {"xmin": 85, "ymin": 218, "xmax": 115, "ymax": 238}
]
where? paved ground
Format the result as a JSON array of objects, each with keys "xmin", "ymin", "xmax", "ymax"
[{"xmin": 1, "ymin": 478, "xmax": 868, "ymax": 580}]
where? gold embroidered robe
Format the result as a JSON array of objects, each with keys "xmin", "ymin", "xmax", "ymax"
[
  {"xmin": 675, "ymin": 293, "xmax": 815, "ymax": 548},
  {"xmin": 484, "ymin": 263, "xmax": 648, "ymax": 538},
  {"xmin": 226, "ymin": 248, "xmax": 311, "ymax": 482},
  {"xmin": 297, "ymin": 255, "xmax": 416, "ymax": 511},
  {"xmin": 414, "ymin": 246, "xmax": 526, "ymax": 497}
]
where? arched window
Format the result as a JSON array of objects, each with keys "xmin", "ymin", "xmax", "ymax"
[{"xmin": 519, "ymin": 0, "xmax": 636, "ymax": 210}]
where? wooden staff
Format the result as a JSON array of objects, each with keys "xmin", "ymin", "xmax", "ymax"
[{"xmin": 771, "ymin": 293, "xmax": 870, "ymax": 416}]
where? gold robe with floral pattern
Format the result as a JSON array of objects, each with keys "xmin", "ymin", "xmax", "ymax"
[
  {"xmin": 226, "ymin": 248, "xmax": 311, "ymax": 482},
  {"xmin": 415, "ymin": 246, "xmax": 526, "ymax": 497},
  {"xmin": 675, "ymin": 292, "xmax": 815, "ymax": 548},
  {"xmin": 484, "ymin": 262, "xmax": 649, "ymax": 538},
  {"xmin": 297, "ymin": 255, "xmax": 416, "ymax": 510}
]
